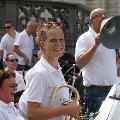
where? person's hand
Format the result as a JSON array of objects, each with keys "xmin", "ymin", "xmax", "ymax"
[
  {"xmin": 24, "ymin": 55, "xmax": 29, "ymax": 65},
  {"xmin": 95, "ymin": 33, "xmax": 101, "ymax": 46},
  {"xmin": 65, "ymin": 100, "xmax": 80, "ymax": 120}
]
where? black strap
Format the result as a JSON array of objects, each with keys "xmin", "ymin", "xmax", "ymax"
[{"xmin": 0, "ymin": 59, "xmax": 4, "ymax": 70}]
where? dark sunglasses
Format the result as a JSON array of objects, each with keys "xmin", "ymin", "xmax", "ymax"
[
  {"xmin": 8, "ymin": 59, "xmax": 18, "ymax": 63},
  {"xmin": 5, "ymin": 26, "xmax": 12, "ymax": 29},
  {"xmin": 8, "ymin": 83, "xmax": 18, "ymax": 88}
]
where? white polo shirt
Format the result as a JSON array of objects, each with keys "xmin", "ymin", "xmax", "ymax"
[
  {"xmin": 0, "ymin": 32, "xmax": 19, "ymax": 60},
  {"xmin": 19, "ymin": 56, "xmax": 69, "ymax": 120},
  {"xmin": 16, "ymin": 71, "xmax": 26, "ymax": 93},
  {"xmin": 0, "ymin": 100, "xmax": 24, "ymax": 120},
  {"xmin": 75, "ymin": 27, "xmax": 117, "ymax": 86},
  {"xmin": 14, "ymin": 30, "xmax": 34, "ymax": 66}
]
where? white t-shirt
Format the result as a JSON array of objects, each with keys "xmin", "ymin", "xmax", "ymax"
[
  {"xmin": 16, "ymin": 71, "xmax": 26, "ymax": 93},
  {"xmin": 0, "ymin": 101, "xmax": 24, "ymax": 120},
  {"xmin": 0, "ymin": 32, "xmax": 19, "ymax": 60},
  {"xmin": 19, "ymin": 56, "xmax": 69, "ymax": 120},
  {"xmin": 14, "ymin": 30, "xmax": 34, "ymax": 66},
  {"xmin": 75, "ymin": 27, "xmax": 117, "ymax": 86}
]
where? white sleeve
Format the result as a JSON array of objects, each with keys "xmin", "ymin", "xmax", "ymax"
[
  {"xmin": 14, "ymin": 34, "xmax": 23, "ymax": 47},
  {"xmin": 75, "ymin": 33, "xmax": 89, "ymax": 60},
  {"xmin": 0, "ymin": 38, "xmax": 6, "ymax": 50},
  {"xmin": 27, "ymin": 71, "xmax": 48, "ymax": 103},
  {"xmin": 16, "ymin": 73, "xmax": 26, "ymax": 92}
]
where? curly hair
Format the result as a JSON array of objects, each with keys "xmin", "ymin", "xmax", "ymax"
[
  {"xmin": 0, "ymin": 70, "xmax": 15, "ymax": 87},
  {"xmin": 36, "ymin": 22, "xmax": 63, "ymax": 50}
]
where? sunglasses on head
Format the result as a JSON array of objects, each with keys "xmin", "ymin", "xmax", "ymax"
[
  {"xmin": 43, "ymin": 22, "xmax": 63, "ymax": 29},
  {"xmin": 8, "ymin": 83, "xmax": 18, "ymax": 88},
  {"xmin": 8, "ymin": 59, "xmax": 18, "ymax": 63},
  {"xmin": 5, "ymin": 26, "xmax": 12, "ymax": 29}
]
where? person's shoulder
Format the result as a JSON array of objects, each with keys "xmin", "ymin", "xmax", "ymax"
[
  {"xmin": 16, "ymin": 31, "xmax": 20, "ymax": 35},
  {"xmin": 25, "ymin": 61, "xmax": 47, "ymax": 83},
  {"xmin": 0, "ymin": 33, "xmax": 9, "ymax": 41},
  {"xmin": 18, "ymin": 30, "xmax": 26, "ymax": 36},
  {"xmin": 15, "ymin": 31, "xmax": 25, "ymax": 42},
  {"xmin": 77, "ymin": 31, "xmax": 89, "ymax": 42},
  {"xmin": 33, "ymin": 60, "xmax": 46, "ymax": 73}
]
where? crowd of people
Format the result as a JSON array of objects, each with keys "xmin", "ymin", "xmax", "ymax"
[{"xmin": 0, "ymin": 7, "xmax": 120, "ymax": 120}]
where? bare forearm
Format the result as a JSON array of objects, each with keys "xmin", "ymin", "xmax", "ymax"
[
  {"xmin": 27, "ymin": 105, "xmax": 69, "ymax": 120},
  {"xmin": 13, "ymin": 46, "xmax": 26, "ymax": 58},
  {"xmin": 76, "ymin": 44, "xmax": 99, "ymax": 69}
]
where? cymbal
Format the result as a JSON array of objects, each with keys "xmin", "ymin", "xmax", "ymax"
[{"xmin": 100, "ymin": 15, "xmax": 120, "ymax": 49}]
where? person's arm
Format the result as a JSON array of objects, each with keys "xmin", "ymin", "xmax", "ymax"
[
  {"xmin": 76, "ymin": 34, "xmax": 100, "ymax": 69},
  {"xmin": 13, "ymin": 45, "xmax": 29, "ymax": 65},
  {"xmin": 27, "ymin": 100, "xmax": 80, "ymax": 120}
]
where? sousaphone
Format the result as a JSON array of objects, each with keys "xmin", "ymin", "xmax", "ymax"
[{"xmin": 100, "ymin": 15, "xmax": 120, "ymax": 49}]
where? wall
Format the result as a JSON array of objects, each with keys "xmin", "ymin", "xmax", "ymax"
[{"xmin": 49, "ymin": 0, "xmax": 120, "ymax": 17}]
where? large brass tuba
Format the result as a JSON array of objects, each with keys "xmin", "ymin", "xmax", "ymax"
[
  {"xmin": 100, "ymin": 15, "xmax": 120, "ymax": 49},
  {"xmin": 49, "ymin": 85, "xmax": 81, "ymax": 120}
]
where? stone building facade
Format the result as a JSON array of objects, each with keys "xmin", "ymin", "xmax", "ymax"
[
  {"xmin": 0, "ymin": 0, "xmax": 120, "ymax": 55},
  {"xmin": 51, "ymin": 0, "xmax": 120, "ymax": 17}
]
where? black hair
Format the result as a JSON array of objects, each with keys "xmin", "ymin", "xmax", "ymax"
[{"xmin": 5, "ymin": 20, "xmax": 15, "ymax": 27}]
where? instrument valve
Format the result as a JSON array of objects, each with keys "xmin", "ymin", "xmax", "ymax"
[{"xmin": 60, "ymin": 98, "xmax": 70, "ymax": 106}]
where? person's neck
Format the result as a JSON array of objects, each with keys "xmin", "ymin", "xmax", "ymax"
[
  {"xmin": 25, "ymin": 29, "xmax": 31, "ymax": 36},
  {"xmin": 8, "ymin": 30, "xmax": 16, "ymax": 38},
  {"xmin": 43, "ymin": 55, "xmax": 59, "ymax": 69},
  {"xmin": 91, "ymin": 25, "xmax": 100, "ymax": 34}
]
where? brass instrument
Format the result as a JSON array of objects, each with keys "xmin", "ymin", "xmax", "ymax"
[
  {"xmin": 49, "ymin": 84, "xmax": 87, "ymax": 120},
  {"xmin": 49, "ymin": 85, "xmax": 80, "ymax": 108}
]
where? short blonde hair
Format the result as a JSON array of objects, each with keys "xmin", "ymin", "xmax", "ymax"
[{"xmin": 90, "ymin": 8, "xmax": 105, "ymax": 20}]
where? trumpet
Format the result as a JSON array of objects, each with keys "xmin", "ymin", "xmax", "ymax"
[
  {"xmin": 49, "ymin": 85, "xmax": 80, "ymax": 108},
  {"xmin": 49, "ymin": 84, "xmax": 86, "ymax": 120}
]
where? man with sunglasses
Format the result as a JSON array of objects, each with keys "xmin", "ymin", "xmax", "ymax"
[
  {"xmin": 75, "ymin": 8, "xmax": 118, "ymax": 119},
  {"xmin": 5, "ymin": 53, "xmax": 26, "ymax": 108},
  {"xmin": 0, "ymin": 20, "xmax": 19, "ymax": 69}
]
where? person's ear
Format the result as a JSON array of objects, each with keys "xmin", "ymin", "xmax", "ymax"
[
  {"xmin": 40, "ymin": 41, "xmax": 45, "ymax": 50},
  {"xmin": 89, "ymin": 19, "xmax": 93, "ymax": 25}
]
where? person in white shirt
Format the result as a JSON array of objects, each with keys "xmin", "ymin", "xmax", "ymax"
[
  {"xmin": 5, "ymin": 53, "xmax": 26, "ymax": 107},
  {"xmin": 0, "ymin": 70, "xmax": 24, "ymax": 120},
  {"xmin": 75, "ymin": 8, "xmax": 118, "ymax": 119},
  {"xmin": 13, "ymin": 21, "xmax": 38, "ymax": 72},
  {"xmin": 0, "ymin": 20, "xmax": 19, "ymax": 69},
  {"xmin": 19, "ymin": 22, "xmax": 80, "ymax": 120}
]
